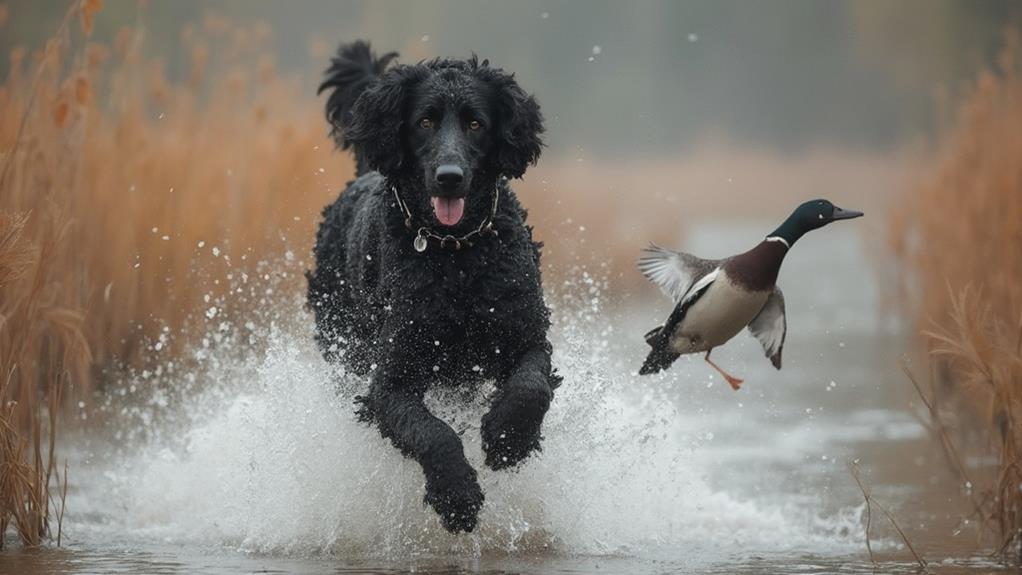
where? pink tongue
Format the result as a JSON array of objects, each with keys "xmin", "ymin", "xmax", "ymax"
[{"xmin": 430, "ymin": 197, "xmax": 465, "ymax": 226}]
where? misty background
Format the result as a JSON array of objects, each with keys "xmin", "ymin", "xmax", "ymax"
[{"xmin": 4, "ymin": 0, "xmax": 1020, "ymax": 160}]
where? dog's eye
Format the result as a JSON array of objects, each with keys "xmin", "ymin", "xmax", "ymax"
[
  {"xmin": 468, "ymin": 120, "xmax": 482, "ymax": 131},
  {"xmin": 419, "ymin": 118, "xmax": 433, "ymax": 129}
]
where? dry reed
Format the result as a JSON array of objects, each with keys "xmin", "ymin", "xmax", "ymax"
[
  {"xmin": 889, "ymin": 31, "xmax": 1022, "ymax": 559},
  {"xmin": 0, "ymin": 0, "xmax": 96, "ymax": 548},
  {"xmin": 850, "ymin": 462, "xmax": 927, "ymax": 570},
  {"xmin": 2, "ymin": 7, "xmax": 356, "ymax": 371},
  {"xmin": 0, "ymin": 210, "xmax": 77, "ymax": 547},
  {"xmin": 2, "ymin": 0, "xmax": 354, "ymax": 543}
]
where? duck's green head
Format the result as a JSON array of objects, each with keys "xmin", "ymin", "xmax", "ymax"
[{"xmin": 769, "ymin": 199, "xmax": 863, "ymax": 246}]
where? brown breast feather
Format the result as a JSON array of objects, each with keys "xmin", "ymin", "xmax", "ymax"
[{"xmin": 723, "ymin": 240, "xmax": 787, "ymax": 292}]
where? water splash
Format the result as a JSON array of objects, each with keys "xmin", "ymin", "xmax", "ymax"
[{"xmin": 67, "ymin": 262, "xmax": 864, "ymax": 560}]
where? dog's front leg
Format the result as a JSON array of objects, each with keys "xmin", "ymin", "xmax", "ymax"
[
  {"xmin": 481, "ymin": 341, "xmax": 556, "ymax": 470},
  {"xmin": 366, "ymin": 372, "xmax": 484, "ymax": 533}
]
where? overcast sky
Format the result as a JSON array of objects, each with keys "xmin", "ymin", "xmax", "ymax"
[{"xmin": 4, "ymin": 0, "xmax": 1019, "ymax": 157}]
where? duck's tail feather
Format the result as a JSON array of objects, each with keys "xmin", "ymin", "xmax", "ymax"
[
  {"xmin": 643, "ymin": 325, "xmax": 663, "ymax": 345},
  {"xmin": 639, "ymin": 326, "xmax": 679, "ymax": 375},
  {"xmin": 640, "ymin": 346, "xmax": 680, "ymax": 375}
]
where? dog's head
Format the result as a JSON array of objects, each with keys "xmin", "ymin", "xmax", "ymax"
[{"xmin": 340, "ymin": 57, "xmax": 544, "ymax": 227}]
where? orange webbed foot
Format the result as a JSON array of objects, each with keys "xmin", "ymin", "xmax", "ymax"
[{"xmin": 704, "ymin": 350, "xmax": 745, "ymax": 391}]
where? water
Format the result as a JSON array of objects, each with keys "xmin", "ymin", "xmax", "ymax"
[{"xmin": 2, "ymin": 224, "xmax": 1016, "ymax": 574}]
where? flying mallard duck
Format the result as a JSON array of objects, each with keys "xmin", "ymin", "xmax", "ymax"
[{"xmin": 637, "ymin": 199, "xmax": 863, "ymax": 389}]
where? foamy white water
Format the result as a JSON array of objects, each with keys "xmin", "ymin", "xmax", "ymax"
[
  {"xmin": 11, "ymin": 222, "xmax": 1005, "ymax": 574},
  {"xmin": 62, "ymin": 251, "xmax": 869, "ymax": 564}
]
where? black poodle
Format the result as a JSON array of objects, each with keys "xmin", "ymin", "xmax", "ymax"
[{"xmin": 307, "ymin": 41, "xmax": 559, "ymax": 533}]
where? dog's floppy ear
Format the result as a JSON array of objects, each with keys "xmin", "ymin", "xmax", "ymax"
[
  {"xmin": 490, "ymin": 72, "xmax": 545, "ymax": 179},
  {"xmin": 345, "ymin": 65, "xmax": 425, "ymax": 175},
  {"xmin": 319, "ymin": 41, "xmax": 398, "ymax": 151}
]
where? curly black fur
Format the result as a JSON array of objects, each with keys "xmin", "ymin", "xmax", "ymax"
[{"xmin": 307, "ymin": 41, "xmax": 558, "ymax": 534}]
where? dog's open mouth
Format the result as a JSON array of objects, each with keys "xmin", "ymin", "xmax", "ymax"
[{"xmin": 431, "ymin": 197, "xmax": 465, "ymax": 226}]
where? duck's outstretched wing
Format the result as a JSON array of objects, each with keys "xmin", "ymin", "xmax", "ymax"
[
  {"xmin": 639, "ymin": 267, "xmax": 720, "ymax": 375},
  {"xmin": 637, "ymin": 244, "xmax": 720, "ymax": 302},
  {"xmin": 748, "ymin": 287, "xmax": 786, "ymax": 369}
]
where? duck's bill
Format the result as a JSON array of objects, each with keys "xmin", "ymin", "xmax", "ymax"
[{"xmin": 831, "ymin": 207, "xmax": 864, "ymax": 221}]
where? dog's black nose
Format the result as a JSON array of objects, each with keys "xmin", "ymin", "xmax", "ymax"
[{"xmin": 435, "ymin": 164, "xmax": 464, "ymax": 189}]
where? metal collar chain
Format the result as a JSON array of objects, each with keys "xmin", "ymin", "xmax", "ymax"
[{"xmin": 391, "ymin": 177, "xmax": 504, "ymax": 252}]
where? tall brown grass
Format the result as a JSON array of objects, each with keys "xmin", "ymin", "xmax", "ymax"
[
  {"xmin": 0, "ymin": 2, "xmax": 88, "ymax": 548},
  {"xmin": 2, "ymin": 5, "xmax": 361, "ymax": 371},
  {"xmin": 1, "ymin": 0, "xmax": 354, "ymax": 546},
  {"xmin": 0, "ymin": 212, "xmax": 74, "ymax": 548},
  {"xmin": 889, "ymin": 31, "xmax": 1022, "ymax": 558}
]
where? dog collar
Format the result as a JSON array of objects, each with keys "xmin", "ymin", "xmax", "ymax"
[{"xmin": 391, "ymin": 177, "xmax": 504, "ymax": 252}]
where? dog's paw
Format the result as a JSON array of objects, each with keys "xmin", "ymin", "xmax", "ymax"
[
  {"xmin": 481, "ymin": 389, "xmax": 548, "ymax": 470},
  {"xmin": 423, "ymin": 464, "xmax": 484, "ymax": 534}
]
